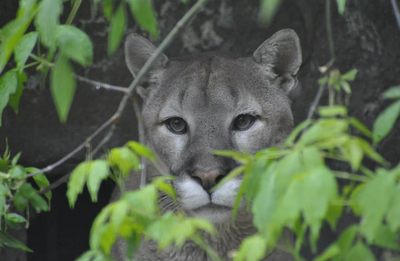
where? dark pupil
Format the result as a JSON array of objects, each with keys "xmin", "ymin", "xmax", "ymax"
[
  {"xmin": 235, "ymin": 115, "xmax": 252, "ymax": 130},
  {"xmin": 170, "ymin": 118, "xmax": 185, "ymax": 132}
]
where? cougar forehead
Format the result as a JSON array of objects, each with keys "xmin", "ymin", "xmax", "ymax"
[{"xmin": 142, "ymin": 53, "xmax": 294, "ymax": 153}]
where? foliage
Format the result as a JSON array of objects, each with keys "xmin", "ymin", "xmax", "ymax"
[
  {"xmin": 2, "ymin": 0, "xmax": 400, "ymax": 260},
  {"xmin": 0, "ymin": 141, "xmax": 50, "ymax": 252},
  {"xmin": 0, "ymin": 0, "xmax": 158, "ymax": 124}
]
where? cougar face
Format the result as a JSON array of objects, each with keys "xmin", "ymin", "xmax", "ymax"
[{"xmin": 125, "ymin": 29, "xmax": 302, "ymax": 223}]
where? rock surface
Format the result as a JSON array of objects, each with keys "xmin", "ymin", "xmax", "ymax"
[{"xmin": 0, "ymin": 0, "xmax": 399, "ymax": 260}]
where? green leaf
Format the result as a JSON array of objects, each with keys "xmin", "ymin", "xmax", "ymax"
[
  {"xmin": 90, "ymin": 204, "xmax": 113, "ymax": 249},
  {"xmin": 152, "ymin": 176, "xmax": 177, "ymax": 200},
  {"xmin": 14, "ymin": 31, "xmax": 38, "ymax": 71},
  {"xmin": 234, "ymin": 234, "xmax": 267, "ymax": 261},
  {"xmin": 298, "ymin": 119, "xmax": 348, "ymax": 147},
  {"xmin": 387, "ymin": 183, "xmax": 400, "ymax": 231},
  {"xmin": 0, "ymin": 230, "xmax": 33, "ymax": 252},
  {"xmin": 344, "ymin": 242, "xmax": 375, "ymax": 261},
  {"xmin": 110, "ymin": 200, "xmax": 128, "ymax": 230},
  {"xmin": 35, "ymin": 0, "xmax": 62, "ymax": 47},
  {"xmin": 382, "ymin": 85, "xmax": 400, "ymax": 99},
  {"xmin": 283, "ymin": 119, "xmax": 314, "ymax": 147},
  {"xmin": 0, "ymin": 70, "xmax": 18, "ymax": 126},
  {"xmin": 258, "ymin": 0, "xmax": 283, "ymax": 26},
  {"xmin": 6, "ymin": 213, "xmax": 27, "ymax": 223},
  {"xmin": 355, "ymin": 137, "xmax": 386, "ymax": 164},
  {"xmin": 373, "ymin": 100, "xmax": 400, "ymax": 144},
  {"xmin": 0, "ymin": 182, "xmax": 6, "ymax": 223},
  {"xmin": 341, "ymin": 81, "xmax": 351, "ymax": 94},
  {"xmin": 252, "ymin": 162, "xmax": 281, "ymax": 241},
  {"xmin": 325, "ymin": 201, "xmax": 343, "ymax": 230},
  {"xmin": 9, "ymin": 71, "xmax": 27, "ymax": 114},
  {"xmin": 67, "ymin": 162, "xmax": 90, "ymax": 208},
  {"xmin": 343, "ymin": 138, "xmax": 363, "ymax": 171},
  {"xmin": 32, "ymin": 173, "xmax": 52, "ymax": 202},
  {"xmin": 372, "ymin": 225, "xmax": 400, "ymax": 251},
  {"xmin": 314, "ymin": 244, "xmax": 341, "ymax": 261},
  {"xmin": 99, "ymin": 224, "xmax": 117, "ymax": 254},
  {"xmin": 127, "ymin": 0, "xmax": 158, "ymax": 38},
  {"xmin": 108, "ymin": 4, "xmax": 126, "ymax": 56},
  {"xmin": 102, "ymin": 0, "xmax": 115, "ymax": 20},
  {"xmin": 303, "ymin": 168, "xmax": 338, "ymax": 250},
  {"xmin": 331, "ymin": 225, "xmax": 358, "ymax": 261},
  {"xmin": 146, "ymin": 214, "xmax": 211, "ymax": 249},
  {"xmin": 108, "ymin": 147, "xmax": 140, "ymax": 176},
  {"xmin": 13, "ymin": 189, "xmax": 28, "ymax": 212},
  {"xmin": 341, "ymin": 68, "xmax": 357, "ymax": 81},
  {"xmin": 358, "ymin": 170, "xmax": 396, "ymax": 242},
  {"xmin": 9, "ymin": 165, "xmax": 26, "ymax": 179},
  {"xmin": 56, "ymin": 25, "xmax": 93, "ymax": 66},
  {"xmin": 28, "ymin": 194, "xmax": 48, "ymax": 213},
  {"xmin": 123, "ymin": 185, "xmax": 158, "ymax": 215},
  {"xmin": 11, "ymin": 152, "xmax": 22, "ymax": 166},
  {"xmin": 126, "ymin": 141, "xmax": 156, "ymax": 162},
  {"xmin": 0, "ymin": 2, "xmax": 36, "ymax": 74},
  {"xmin": 349, "ymin": 118, "xmax": 372, "ymax": 138},
  {"xmin": 51, "ymin": 55, "xmax": 76, "ymax": 123},
  {"xmin": 318, "ymin": 106, "xmax": 348, "ymax": 117},
  {"xmin": 87, "ymin": 160, "xmax": 109, "ymax": 202}
]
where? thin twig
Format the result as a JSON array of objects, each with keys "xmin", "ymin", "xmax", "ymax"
[
  {"xmin": 66, "ymin": 0, "xmax": 82, "ymax": 25},
  {"xmin": 306, "ymin": 83, "xmax": 326, "ymax": 120},
  {"xmin": 75, "ymin": 74, "xmax": 129, "ymax": 93},
  {"xmin": 391, "ymin": 0, "xmax": 400, "ymax": 31},
  {"xmin": 333, "ymin": 171, "xmax": 370, "ymax": 182},
  {"xmin": 27, "ymin": 116, "xmax": 117, "ymax": 177},
  {"xmin": 40, "ymin": 173, "xmax": 71, "ymax": 195},
  {"xmin": 92, "ymin": 124, "xmax": 117, "ymax": 156},
  {"xmin": 132, "ymin": 97, "xmax": 147, "ymax": 188}
]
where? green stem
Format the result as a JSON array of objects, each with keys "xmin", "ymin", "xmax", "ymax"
[
  {"xmin": 23, "ymin": 61, "xmax": 40, "ymax": 69},
  {"xmin": 0, "ymin": 172, "xmax": 10, "ymax": 179},
  {"xmin": 333, "ymin": 171, "xmax": 370, "ymax": 182},
  {"xmin": 66, "ymin": 0, "xmax": 82, "ymax": 25},
  {"xmin": 29, "ymin": 53, "xmax": 54, "ymax": 66},
  {"xmin": 326, "ymin": 0, "xmax": 335, "ymax": 61}
]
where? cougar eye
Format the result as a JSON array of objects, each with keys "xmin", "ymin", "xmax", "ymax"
[
  {"xmin": 166, "ymin": 117, "xmax": 188, "ymax": 134},
  {"xmin": 233, "ymin": 114, "xmax": 256, "ymax": 131}
]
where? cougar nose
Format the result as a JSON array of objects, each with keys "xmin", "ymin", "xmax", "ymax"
[{"xmin": 192, "ymin": 169, "xmax": 225, "ymax": 192}]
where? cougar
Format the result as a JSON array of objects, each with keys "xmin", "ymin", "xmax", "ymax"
[{"xmin": 111, "ymin": 29, "xmax": 302, "ymax": 261}]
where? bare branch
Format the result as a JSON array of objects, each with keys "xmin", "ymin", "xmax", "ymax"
[
  {"xmin": 306, "ymin": 83, "xmax": 326, "ymax": 121},
  {"xmin": 27, "ymin": 115, "xmax": 117, "ymax": 177},
  {"xmin": 75, "ymin": 74, "xmax": 129, "ymax": 93}
]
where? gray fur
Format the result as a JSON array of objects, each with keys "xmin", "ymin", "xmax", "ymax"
[{"xmin": 111, "ymin": 29, "xmax": 302, "ymax": 261}]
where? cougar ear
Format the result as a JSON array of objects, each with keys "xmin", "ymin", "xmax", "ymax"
[
  {"xmin": 253, "ymin": 29, "xmax": 302, "ymax": 93},
  {"xmin": 125, "ymin": 33, "xmax": 169, "ymax": 77}
]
